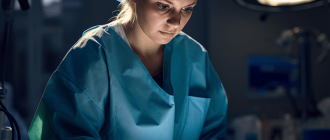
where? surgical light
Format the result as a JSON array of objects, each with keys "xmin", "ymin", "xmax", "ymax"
[
  {"xmin": 234, "ymin": 0, "xmax": 329, "ymax": 12},
  {"xmin": 257, "ymin": 0, "xmax": 315, "ymax": 6}
]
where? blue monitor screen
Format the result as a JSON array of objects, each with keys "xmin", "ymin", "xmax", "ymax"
[{"xmin": 248, "ymin": 56, "xmax": 300, "ymax": 97}]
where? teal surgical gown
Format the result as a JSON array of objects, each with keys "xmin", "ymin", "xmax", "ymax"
[{"xmin": 28, "ymin": 24, "xmax": 228, "ymax": 140}]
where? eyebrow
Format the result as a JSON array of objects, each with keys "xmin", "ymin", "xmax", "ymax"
[
  {"xmin": 187, "ymin": 1, "xmax": 197, "ymax": 7},
  {"xmin": 162, "ymin": 0, "xmax": 197, "ymax": 7},
  {"xmin": 163, "ymin": 0, "xmax": 173, "ymax": 4}
]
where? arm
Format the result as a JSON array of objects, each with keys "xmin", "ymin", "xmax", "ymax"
[
  {"xmin": 28, "ymin": 72, "xmax": 106, "ymax": 140},
  {"xmin": 199, "ymin": 55, "xmax": 228, "ymax": 140},
  {"xmin": 28, "ymin": 35, "xmax": 109, "ymax": 140}
]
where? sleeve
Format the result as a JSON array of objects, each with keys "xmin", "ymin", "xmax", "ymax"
[
  {"xmin": 199, "ymin": 54, "xmax": 228, "ymax": 140},
  {"xmin": 28, "ymin": 37, "xmax": 109, "ymax": 140}
]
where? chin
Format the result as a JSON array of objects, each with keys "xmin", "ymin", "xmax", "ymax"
[
  {"xmin": 148, "ymin": 31, "xmax": 177, "ymax": 45},
  {"xmin": 155, "ymin": 39, "xmax": 172, "ymax": 45},
  {"xmin": 152, "ymin": 36, "xmax": 175, "ymax": 45}
]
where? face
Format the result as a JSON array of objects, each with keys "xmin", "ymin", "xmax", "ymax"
[{"xmin": 134, "ymin": 0, "xmax": 197, "ymax": 44}]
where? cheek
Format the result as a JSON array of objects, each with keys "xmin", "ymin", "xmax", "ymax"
[
  {"xmin": 180, "ymin": 15, "xmax": 192, "ymax": 29},
  {"xmin": 137, "ymin": 6, "xmax": 162, "ymax": 32}
]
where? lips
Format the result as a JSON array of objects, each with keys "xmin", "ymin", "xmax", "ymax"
[{"xmin": 159, "ymin": 31, "xmax": 175, "ymax": 37}]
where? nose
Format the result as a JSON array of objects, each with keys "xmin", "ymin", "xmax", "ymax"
[{"xmin": 166, "ymin": 10, "xmax": 181, "ymax": 28}]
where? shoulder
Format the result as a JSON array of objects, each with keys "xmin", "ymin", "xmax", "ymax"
[
  {"xmin": 56, "ymin": 24, "xmax": 113, "ymax": 88},
  {"xmin": 74, "ymin": 24, "xmax": 117, "ymax": 50},
  {"xmin": 45, "ymin": 25, "xmax": 111, "ymax": 111},
  {"xmin": 60, "ymin": 24, "xmax": 118, "ymax": 65},
  {"xmin": 173, "ymin": 31, "xmax": 207, "ymax": 52},
  {"xmin": 171, "ymin": 31, "xmax": 208, "ymax": 63},
  {"xmin": 59, "ymin": 25, "xmax": 110, "ymax": 69}
]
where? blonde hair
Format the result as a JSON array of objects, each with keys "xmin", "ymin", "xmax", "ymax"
[{"xmin": 109, "ymin": 0, "xmax": 136, "ymax": 28}]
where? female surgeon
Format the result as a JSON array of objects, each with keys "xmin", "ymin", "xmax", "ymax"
[{"xmin": 28, "ymin": 0, "xmax": 228, "ymax": 139}]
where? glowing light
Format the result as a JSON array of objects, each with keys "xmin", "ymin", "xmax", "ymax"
[
  {"xmin": 42, "ymin": 0, "xmax": 62, "ymax": 17},
  {"xmin": 42, "ymin": 0, "xmax": 61, "ymax": 7},
  {"xmin": 258, "ymin": 0, "xmax": 315, "ymax": 6}
]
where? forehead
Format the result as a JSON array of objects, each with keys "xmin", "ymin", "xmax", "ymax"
[{"xmin": 149, "ymin": 0, "xmax": 197, "ymax": 5}]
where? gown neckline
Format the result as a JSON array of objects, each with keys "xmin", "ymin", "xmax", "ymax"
[{"xmin": 110, "ymin": 24, "xmax": 171, "ymax": 96}]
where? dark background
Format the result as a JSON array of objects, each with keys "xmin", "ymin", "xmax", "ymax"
[{"xmin": 0, "ymin": 0, "xmax": 330, "ymax": 139}]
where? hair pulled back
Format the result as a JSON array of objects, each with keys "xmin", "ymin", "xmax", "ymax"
[{"xmin": 109, "ymin": 0, "xmax": 136, "ymax": 27}]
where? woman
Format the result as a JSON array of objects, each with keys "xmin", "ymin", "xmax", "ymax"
[{"xmin": 28, "ymin": 0, "xmax": 228, "ymax": 139}]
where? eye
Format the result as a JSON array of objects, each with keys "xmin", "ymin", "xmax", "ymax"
[
  {"xmin": 182, "ymin": 7, "xmax": 193, "ymax": 12},
  {"xmin": 157, "ymin": 3, "xmax": 170, "ymax": 10},
  {"xmin": 181, "ymin": 7, "xmax": 193, "ymax": 16}
]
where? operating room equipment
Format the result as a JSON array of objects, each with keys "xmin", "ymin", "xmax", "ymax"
[
  {"xmin": 1, "ymin": 0, "xmax": 30, "ymax": 139},
  {"xmin": 234, "ymin": 0, "xmax": 330, "ymax": 121}
]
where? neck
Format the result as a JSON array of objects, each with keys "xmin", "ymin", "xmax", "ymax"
[{"xmin": 124, "ymin": 22, "xmax": 164, "ymax": 58}]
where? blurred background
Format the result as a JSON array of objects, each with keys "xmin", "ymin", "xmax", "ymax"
[{"xmin": 1, "ymin": 0, "xmax": 330, "ymax": 139}]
